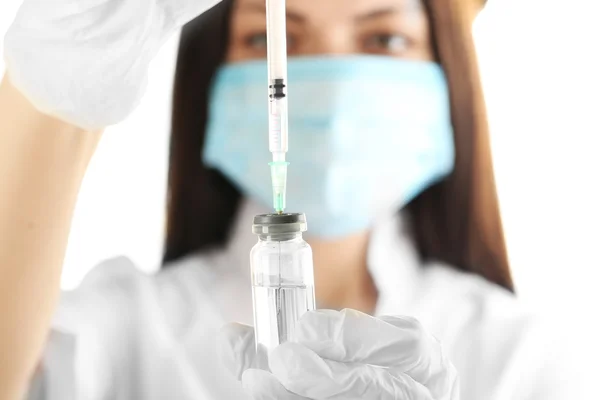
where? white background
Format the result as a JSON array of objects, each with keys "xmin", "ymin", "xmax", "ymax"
[{"xmin": 1, "ymin": 0, "xmax": 599, "ymax": 328}]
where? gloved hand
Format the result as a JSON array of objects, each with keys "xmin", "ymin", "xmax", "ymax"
[
  {"xmin": 219, "ymin": 309, "xmax": 459, "ymax": 400},
  {"xmin": 3, "ymin": 0, "xmax": 222, "ymax": 130}
]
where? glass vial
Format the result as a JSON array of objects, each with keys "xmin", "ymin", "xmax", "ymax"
[{"xmin": 251, "ymin": 213, "xmax": 316, "ymax": 352}]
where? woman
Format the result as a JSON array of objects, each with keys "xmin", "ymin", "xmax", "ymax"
[{"xmin": 0, "ymin": 0, "xmax": 578, "ymax": 399}]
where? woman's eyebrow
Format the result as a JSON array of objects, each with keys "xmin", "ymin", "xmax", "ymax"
[
  {"xmin": 355, "ymin": 3, "xmax": 422, "ymax": 22},
  {"xmin": 237, "ymin": 3, "xmax": 306, "ymax": 23}
]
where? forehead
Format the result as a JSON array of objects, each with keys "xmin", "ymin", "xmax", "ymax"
[{"xmin": 234, "ymin": 0, "xmax": 425, "ymax": 19}]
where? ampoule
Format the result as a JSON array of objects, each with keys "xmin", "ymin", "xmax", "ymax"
[{"xmin": 250, "ymin": 213, "xmax": 316, "ymax": 352}]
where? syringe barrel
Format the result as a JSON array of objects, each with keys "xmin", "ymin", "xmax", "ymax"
[
  {"xmin": 266, "ymin": 0, "xmax": 288, "ymax": 81},
  {"xmin": 268, "ymin": 99, "xmax": 288, "ymax": 153},
  {"xmin": 266, "ymin": 0, "xmax": 289, "ymax": 154}
]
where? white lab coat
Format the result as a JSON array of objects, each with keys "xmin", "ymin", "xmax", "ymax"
[{"xmin": 31, "ymin": 200, "xmax": 584, "ymax": 399}]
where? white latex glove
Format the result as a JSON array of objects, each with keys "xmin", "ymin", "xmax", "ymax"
[
  {"xmin": 219, "ymin": 309, "xmax": 459, "ymax": 400},
  {"xmin": 3, "ymin": 0, "xmax": 222, "ymax": 130}
]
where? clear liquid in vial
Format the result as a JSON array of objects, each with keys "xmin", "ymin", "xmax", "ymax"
[{"xmin": 252, "ymin": 284, "xmax": 316, "ymax": 351}]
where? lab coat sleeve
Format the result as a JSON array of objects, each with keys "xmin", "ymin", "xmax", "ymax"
[
  {"xmin": 26, "ymin": 330, "xmax": 76, "ymax": 400},
  {"xmin": 25, "ymin": 257, "xmax": 147, "ymax": 400}
]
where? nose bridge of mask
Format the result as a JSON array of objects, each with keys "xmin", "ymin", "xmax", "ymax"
[{"xmin": 288, "ymin": 77, "xmax": 389, "ymax": 164}]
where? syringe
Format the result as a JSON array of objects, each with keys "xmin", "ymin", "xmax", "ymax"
[{"xmin": 266, "ymin": 0, "xmax": 289, "ymax": 214}]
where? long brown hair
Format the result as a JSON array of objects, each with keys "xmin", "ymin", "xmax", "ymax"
[{"xmin": 164, "ymin": 0, "xmax": 514, "ymax": 292}]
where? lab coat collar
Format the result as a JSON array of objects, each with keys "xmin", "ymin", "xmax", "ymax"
[{"xmin": 224, "ymin": 199, "xmax": 423, "ymax": 316}]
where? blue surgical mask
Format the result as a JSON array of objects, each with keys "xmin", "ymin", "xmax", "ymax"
[{"xmin": 204, "ymin": 56, "xmax": 455, "ymax": 238}]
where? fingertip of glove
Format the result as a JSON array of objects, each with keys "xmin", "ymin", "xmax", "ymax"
[
  {"xmin": 217, "ymin": 323, "xmax": 253, "ymax": 354},
  {"xmin": 296, "ymin": 309, "xmax": 366, "ymax": 339},
  {"xmin": 242, "ymin": 369, "xmax": 285, "ymax": 400},
  {"xmin": 270, "ymin": 343, "xmax": 328, "ymax": 386},
  {"xmin": 296, "ymin": 309, "xmax": 337, "ymax": 341},
  {"xmin": 269, "ymin": 343, "xmax": 302, "ymax": 382},
  {"xmin": 270, "ymin": 342, "xmax": 347, "ymax": 398},
  {"xmin": 219, "ymin": 322, "xmax": 254, "ymax": 338},
  {"xmin": 217, "ymin": 323, "xmax": 255, "ymax": 380},
  {"xmin": 241, "ymin": 368, "xmax": 264, "ymax": 390}
]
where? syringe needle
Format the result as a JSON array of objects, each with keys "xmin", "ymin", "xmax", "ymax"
[{"xmin": 269, "ymin": 160, "xmax": 289, "ymax": 214}]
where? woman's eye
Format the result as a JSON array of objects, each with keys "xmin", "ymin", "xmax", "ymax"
[
  {"xmin": 364, "ymin": 34, "xmax": 409, "ymax": 53},
  {"xmin": 246, "ymin": 33, "xmax": 268, "ymax": 50}
]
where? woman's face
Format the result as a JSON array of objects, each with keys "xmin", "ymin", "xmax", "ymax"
[{"xmin": 227, "ymin": 0, "xmax": 435, "ymax": 62}]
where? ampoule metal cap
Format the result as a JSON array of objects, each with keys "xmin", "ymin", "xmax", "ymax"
[{"xmin": 252, "ymin": 213, "xmax": 307, "ymax": 236}]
